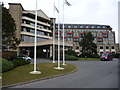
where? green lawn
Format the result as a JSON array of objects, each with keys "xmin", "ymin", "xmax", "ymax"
[
  {"xmin": 77, "ymin": 58, "xmax": 100, "ymax": 61},
  {"xmin": 2, "ymin": 63, "xmax": 77, "ymax": 86}
]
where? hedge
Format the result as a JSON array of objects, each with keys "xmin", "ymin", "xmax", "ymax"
[
  {"xmin": 50, "ymin": 54, "xmax": 78, "ymax": 61},
  {"xmin": 11, "ymin": 59, "xmax": 30, "ymax": 68},
  {"xmin": 0, "ymin": 58, "xmax": 14, "ymax": 73},
  {"xmin": 0, "ymin": 58, "xmax": 30, "ymax": 73}
]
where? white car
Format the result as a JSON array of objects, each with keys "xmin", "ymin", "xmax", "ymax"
[
  {"xmin": 23, "ymin": 56, "xmax": 31, "ymax": 61},
  {"xmin": 17, "ymin": 55, "xmax": 31, "ymax": 61}
]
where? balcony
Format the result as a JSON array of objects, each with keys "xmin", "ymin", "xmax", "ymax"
[
  {"xmin": 21, "ymin": 32, "xmax": 52, "ymax": 39},
  {"xmin": 22, "ymin": 16, "xmax": 50, "ymax": 27},
  {"xmin": 21, "ymin": 23, "xmax": 52, "ymax": 33}
]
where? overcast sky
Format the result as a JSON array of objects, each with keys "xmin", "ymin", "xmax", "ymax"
[{"xmin": 3, "ymin": 0, "xmax": 120, "ymax": 43}]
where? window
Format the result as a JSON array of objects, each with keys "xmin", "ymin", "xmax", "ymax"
[
  {"xmin": 92, "ymin": 34, "xmax": 96, "ymax": 37},
  {"xmin": 74, "ymin": 38, "xmax": 79, "ymax": 41},
  {"xmin": 68, "ymin": 34, "xmax": 73, "ymax": 37},
  {"xmin": 97, "ymin": 38, "xmax": 103, "ymax": 42},
  {"xmin": 73, "ymin": 42, "xmax": 79, "ymax": 45},
  {"xmin": 106, "ymin": 46, "xmax": 109, "ymax": 49},
  {"xmin": 103, "ymin": 34, "xmax": 108, "ymax": 38},
  {"xmin": 76, "ymin": 46, "xmax": 79, "ymax": 49},
  {"xmin": 100, "ymin": 46, "xmax": 103, "ymax": 49},
  {"xmin": 22, "ymin": 27, "xmax": 27, "ymax": 32},
  {"xmin": 74, "ymin": 26, "xmax": 77, "ymax": 28},
  {"xmin": 68, "ymin": 25, "xmax": 71, "ymax": 28},
  {"xmin": 91, "ymin": 26, "xmax": 94, "ymax": 28},
  {"xmin": 86, "ymin": 26, "xmax": 89, "ymax": 28},
  {"xmin": 97, "ymin": 26, "xmax": 100, "ymax": 28},
  {"xmin": 97, "ymin": 33, "xmax": 102, "ymax": 37},
  {"xmin": 30, "ymin": 29, "xmax": 35, "ymax": 34},
  {"xmin": 80, "ymin": 26, "xmax": 83, "ymax": 28},
  {"xmin": 74, "ymin": 33, "xmax": 78, "ymax": 36},
  {"xmin": 103, "ymin": 26, "xmax": 106, "ymax": 28},
  {"xmin": 111, "ymin": 46, "xmax": 114, "ymax": 49},
  {"xmin": 68, "ymin": 38, "xmax": 72, "ymax": 41}
]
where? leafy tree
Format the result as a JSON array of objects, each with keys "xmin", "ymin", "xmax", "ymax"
[
  {"xmin": 79, "ymin": 32, "xmax": 98, "ymax": 57},
  {"xmin": 2, "ymin": 4, "xmax": 20, "ymax": 50}
]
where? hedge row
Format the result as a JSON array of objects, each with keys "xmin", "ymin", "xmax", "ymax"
[
  {"xmin": 0, "ymin": 58, "xmax": 30, "ymax": 73},
  {"xmin": 0, "ymin": 58, "xmax": 14, "ymax": 73},
  {"xmin": 50, "ymin": 54, "xmax": 78, "ymax": 61},
  {"xmin": 11, "ymin": 59, "xmax": 30, "ymax": 68}
]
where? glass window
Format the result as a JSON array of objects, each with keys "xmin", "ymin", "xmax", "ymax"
[
  {"xmin": 97, "ymin": 26, "xmax": 100, "ymax": 28},
  {"xmin": 74, "ymin": 33, "xmax": 78, "ymax": 36},
  {"xmin": 68, "ymin": 25, "xmax": 71, "ymax": 28},
  {"xmin": 91, "ymin": 26, "xmax": 94, "ymax": 28},
  {"xmin": 111, "ymin": 46, "xmax": 114, "ymax": 49},
  {"xmin": 100, "ymin": 46, "xmax": 103, "ymax": 49},
  {"xmin": 74, "ymin": 26, "xmax": 77, "ymax": 28},
  {"xmin": 86, "ymin": 26, "xmax": 89, "ymax": 28},
  {"xmin": 22, "ymin": 27, "xmax": 27, "ymax": 32},
  {"xmin": 30, "ymin": 29, "xmax": 35, "ymax": 34},
  {"xmin": 74, "ymin": 38, "xmax": 79, "ymax": 41},
  {"xmin": 68, "ymin": 34, "xmax": 73, "ymax": 37},
  {"xmin": 106, "ymin": 46, "xmax": 109, "ymax": 49},
  {"xmin": 80, "ymin": 26, "xmax": 83, "ymax": 28}
]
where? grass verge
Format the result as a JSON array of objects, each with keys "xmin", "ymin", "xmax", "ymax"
[
  {"xmin": 2, "ymin": 63, "xmax": 77, "ymax": 86},
  {"xmin": 77, "ymin": 58, "xmax": 100, "ymax": 61}
]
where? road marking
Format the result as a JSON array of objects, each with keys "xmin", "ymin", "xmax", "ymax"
[{"xmin": 0, "ymin": 76, "xmax": 1, "ymax": 79}]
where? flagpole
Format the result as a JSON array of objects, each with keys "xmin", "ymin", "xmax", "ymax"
[
  {"xmin": 62, "ymin": 0, "xmax": 66, "ymax": 65},
  {"xmin": 54, "ymin": 0, "xmax": 64, "ymax": 70},
  {"xmin": 53, "ymin": 1, "xmax": 55, "ymax": 63},
  {"xmin": 30, "ymin": 0, "xmax": 41, "ymax": 74}
]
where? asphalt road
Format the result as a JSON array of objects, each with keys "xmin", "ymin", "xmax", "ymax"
[{"xmin": 12, "ymin": 58, "xmax": 119, "ymax": 88}]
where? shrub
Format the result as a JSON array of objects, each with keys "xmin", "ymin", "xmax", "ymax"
[
  {"xmin": 0, "ymin": 58, "xmax": 14, "ymax": 73},
  {"xmin": 50, "ymin": 54, "xmax": 78, "ymax": 61},
  {"xmin": 11, "ymin": 59, "xmax": 30, "ymax": 68},
  {"xmin": 65, "ymin": 50, "xmax": 77, "ymax": 56},
  {"xmin": 112, "ymin": 53, "xmax": 120, "ymax": 58},
  {"xmin": 79, "ymin": 53, "xmax": 100, "ymax": 58},
  {"xmin": 65, "ymin": 55, "xmax": 78, "ymax": 61}
]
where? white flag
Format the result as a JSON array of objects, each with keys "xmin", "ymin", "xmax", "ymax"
[
  {"xmin": 65, "ymin": 0, "xmax": 71, "ymax": 6},
  {"xmin": 54, "ymin": 5, "xmax": 59, "ymax": 13}
]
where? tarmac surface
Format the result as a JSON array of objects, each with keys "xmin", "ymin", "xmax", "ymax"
[{"xmin": 10, "ymin": 58, "xmax": 119, "ymax": 88}]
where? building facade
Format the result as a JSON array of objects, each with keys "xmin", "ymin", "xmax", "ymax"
[
  {"xmin": 55, "ymin": 24, "xmax": 119, "ymax": 55},
  {"xmin": 8, "ymin": 3, "xmax": 72, "ymax": 58}
]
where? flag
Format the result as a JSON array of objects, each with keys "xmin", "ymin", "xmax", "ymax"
[
  {"xmin": 54, "ymin": 5, "xmax": 59, "ymax": 13},
  {"xmin": 65, "ymin": 0, "xmax": 71, "ymax": 6}
]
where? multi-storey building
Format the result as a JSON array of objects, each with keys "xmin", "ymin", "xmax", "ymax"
[
  {"xmin": 55, "ymin": 24, "xmax": 119, "ymax": 55},
  {"xmin": 8, "ymin": 3, "xmax": 72, "ymax": 58}
]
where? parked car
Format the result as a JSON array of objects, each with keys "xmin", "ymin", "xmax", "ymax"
[
  {"xmin": 17, "ymin": 55, "xmax": 31, "ymax": 61},
  {"xmin": 100, "ymin": 52, "xmax": 113, "ymax": 61}
]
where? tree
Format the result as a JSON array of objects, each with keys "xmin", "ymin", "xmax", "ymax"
[
  {"xmin": 79, "ymin": 32, "xmax": 98, "ymax": 57},
  {"xmin": 2, "ymin": 4, "xmax": 20, "ymax": 50}
]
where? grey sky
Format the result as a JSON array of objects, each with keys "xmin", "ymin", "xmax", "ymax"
[{"xmin": 3, "ymin": 0, "xmax": 119, "ymax": 43}]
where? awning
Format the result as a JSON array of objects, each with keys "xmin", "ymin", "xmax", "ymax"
[
  {"xmin": 80, "ymin": 32, "xmax": 84, "ymax": 34},
  {"xmin": 73, "ymin": 36, "xmax": 79, "ymax": 38},
  {"xmin": 67, "ymin": 32, "xmax": 73, "ymax": 34},
  {"xmin": 62, "ymin": 36, "xmax": 67, "ymax": 38},
  {"xmin": 97, "ymin": 37, "xmax": 103, "ymax": 39},
  {"xmin": 102, "ymin": 32, "xmax": 107, "ymax": 34}
]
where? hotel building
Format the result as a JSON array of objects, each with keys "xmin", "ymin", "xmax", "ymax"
[
  {"xmin": 7, "ymin": 3, "xmax": 119, "ymax": 58},
  {"xmin": 8, "ymin": 3, "xmax": 72, "ymax": 58},
  {"xmin": 55, "ymin": 24, "xmax": 119, "ymax": 55}
]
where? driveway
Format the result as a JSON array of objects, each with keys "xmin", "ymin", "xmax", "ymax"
[{"xmin": 12, "ymin": 58, "xmax": 119, "ymax": 88}]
